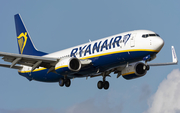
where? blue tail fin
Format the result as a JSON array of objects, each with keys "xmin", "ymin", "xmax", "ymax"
[{"xmin": 14, "ymin": 14, "xmax": 47, "ymax": 56}]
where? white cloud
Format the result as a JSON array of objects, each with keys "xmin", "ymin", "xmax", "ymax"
[{"xmin": 145, "ymin": 69, "xmax": 180, "ymax": 113}]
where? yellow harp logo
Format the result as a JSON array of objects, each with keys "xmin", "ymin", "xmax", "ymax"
[{"xmin": 17, "ymin": 32, "xmax": 28, "ymax": 54}]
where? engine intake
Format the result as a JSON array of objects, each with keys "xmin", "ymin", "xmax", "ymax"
[
  {"xmin": 69, "ymin": 58, "xmax": 81, "ymax": 71},
  {"xmin": 121, "ymin": 62, "xmax": 147, "ymax": 80},
  {"xmin": 55, "ymin": 57, "xmax": 81, "ymax": 74}
]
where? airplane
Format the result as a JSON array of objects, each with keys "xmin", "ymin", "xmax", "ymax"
[{"xmin": 0, "ymin": 14, "xmax": 178, "ymax": 90}]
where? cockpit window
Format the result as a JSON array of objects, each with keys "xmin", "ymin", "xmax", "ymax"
[
  {"xmin": 156, "ymin": 34, "xmax": 160, "ymax": 37},
  {"xmin": 149, "ymin": 34, "xmax": 156, "ymax": 36},
  {"xmin": 142, "ymin": 34, "xmax": 148, "ymax": 38},
  {"xmin": 142, "ymin": 33, "xmax": 160, "ymax": 38}
]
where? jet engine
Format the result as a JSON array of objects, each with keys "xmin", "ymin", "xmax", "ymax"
[
  {"xmin": 121, "ymin": 62, "xmax": 147, "ymax": 80},
  {"xmin": 55, "ymin": 57, "xmax": 81, "ymax": 74}
]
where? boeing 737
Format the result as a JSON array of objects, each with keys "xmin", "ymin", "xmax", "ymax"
[{"xmin": 0, "ymin": 14, "xmax": 178, "ymax": 90}]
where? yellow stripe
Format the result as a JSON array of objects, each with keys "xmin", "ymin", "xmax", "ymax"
[
  {"xmin": 80, "ymin": 49, "xmax": 158, "ymax": 59},
  {"xmin": 19, "ymin": 49, "xmax": 157, "ymax": 73},
  {"xmin": 122, "ymin": 72, "xmax": 135, "ymax": 76},
  {"xmin": 19, "ymin": 65, "xmax": 69, "ymax": 73},
  {"xmin": 55, "ymin": 65, "xmax": 68, "ymax": 70},
  {"xmin": 19, "ymin": 67, "xmax": 47, "ymax": 73}
]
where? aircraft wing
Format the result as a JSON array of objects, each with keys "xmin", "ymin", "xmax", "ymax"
[
  {"xmin": 89, "ymin": 46, "xmax": 178, "ymax": 79},
  {"xmin": 0, "ymin": 63, "xmax": 23, "ymax": 69},
  {"xmin": 0, "ymin": 52, "xmax": 58, "ymax": 71},
  {"xmin": 148, "ymin": 46, "xmax": 178, "ymax": 66}
]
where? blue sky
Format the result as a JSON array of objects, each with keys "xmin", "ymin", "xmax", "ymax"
[{"xmin": 0, "ymin": 1, "xmax": 180, "ymax": 113}]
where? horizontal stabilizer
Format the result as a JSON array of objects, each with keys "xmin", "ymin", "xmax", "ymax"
[{"xmin": 148, "ymin": 46, "xmax": 178, "ymax": 66}]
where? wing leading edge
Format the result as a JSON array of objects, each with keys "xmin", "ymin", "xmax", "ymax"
[
  {"xmin": 0, "ymin": 52, "xmax": 58, "ymax": 71},
  {"xmin": 0, "ymin": 51, "xmax": 93, "ymax": 72}
]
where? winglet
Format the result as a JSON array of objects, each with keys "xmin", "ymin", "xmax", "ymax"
[
  {"xmin": 172, "ymin": 46, "xmax": 178, "ymax": 63},
  {"xmin": 148, "ymin": 46, "xmax": 178, "ymax": 66}
]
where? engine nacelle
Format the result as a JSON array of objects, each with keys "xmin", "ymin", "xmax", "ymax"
[
  {"xmin": 55, "ymin": 57, "xmax": 81, "ymax": 74},
  {"xmin": 121, "ymin": 62, "xmax": 147, "ymax": 80}
]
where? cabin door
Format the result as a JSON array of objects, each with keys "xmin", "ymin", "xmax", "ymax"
[{"xmin": 130, "ymin": 33, "xmax": 136, "ymax": 47}]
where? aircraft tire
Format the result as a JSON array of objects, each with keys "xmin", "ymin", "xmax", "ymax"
[
  {"xmin": 97, "ymin": 81, "xmax": 104, "ymax": 89},
  {"xmin": 103, "ymin": 81, "xmax": 109, "ymax": 90},
  {"xmin": 65, "ymin": 79, "xmax": 71, "ymax": 87},
  {"xmin": 59, "ymin": 78, "xmax": 64, "ymax": 87}
]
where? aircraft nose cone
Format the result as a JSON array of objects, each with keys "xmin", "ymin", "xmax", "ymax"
[{"xmin": 154, "ymin": 37, "xmax": 164, "ymax": 51}]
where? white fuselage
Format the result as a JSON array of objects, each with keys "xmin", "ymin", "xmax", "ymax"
[
  {"xmin": 44, "ymin": 30, "xmax": 163, "ymax": 59},
  {"xmin": 20, "ymin": 30, "xmax": 164, "ymax": 80}
]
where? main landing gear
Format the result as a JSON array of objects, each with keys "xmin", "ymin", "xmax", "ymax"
[
  {"xmin": 97, "ymin": 72, "xmax": 110, "ymax": 90},
  {"xmin": 144, "ymin": 65, "xmax": 150, "ymax": 71},
  {"xmin": 59, "ymin": 78, "xmax": 71, "ymax": 87},
  {"xmin": 97, "ymin": 80, "xmax": 109, "ymax": 90},
  {"xmin": 144, "ymin": 61, "xmax": 150, "ymax": 71}
]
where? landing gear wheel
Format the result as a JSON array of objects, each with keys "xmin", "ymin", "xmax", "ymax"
[
  {"xmin": 65, "ymin": 79, "xmax": 71, "ymax": 87},
  {"xmin": 103, "ymin": 81, "xmax": 109, "ymax": 90},
  {"xmin": 143, "ymin": 65, "xmax": 150, "ymax": 71},
  {"xmin": 59, "ymin": 78, "xmax": 64, "ymax": 87},
  {"xmin": 97, "ymin": 81, "xmax": 104, "ymax": 89}
]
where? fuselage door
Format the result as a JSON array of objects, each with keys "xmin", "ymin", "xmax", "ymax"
[{"xmin": 131, "ymin": 33, "xmax": 136, "ymax": 47}]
